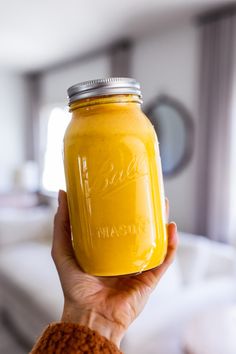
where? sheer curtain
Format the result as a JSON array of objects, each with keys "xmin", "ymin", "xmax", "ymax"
[
  {"xmin": 229, "ymin": 69, "xmax": 236, "ymax": 244},
  {"xmin": 197, "ymin": 10, "xmax": 236, "ymax": 242}
]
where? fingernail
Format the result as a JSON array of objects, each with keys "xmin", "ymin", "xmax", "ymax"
[
  {"xmin": 170, "ymin": 221, "xmax": 177, "ymax": 229},
  {"xmin": 58, "ymin": 190, "xmax": 62, "ymax": 205}
]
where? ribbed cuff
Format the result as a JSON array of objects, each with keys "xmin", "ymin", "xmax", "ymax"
[{"xmin": 30, "ymin": 322, "xmax": 122, "ymax": 353}]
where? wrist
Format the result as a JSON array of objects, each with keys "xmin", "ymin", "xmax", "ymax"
[{"xmin": 61, "ymin": 302, "xmax": 124, "ymax": 348}]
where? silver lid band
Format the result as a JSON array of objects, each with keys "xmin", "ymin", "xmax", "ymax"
[{"xmin": 67, "ymin": 77, "xmax": 142, "ymax": 104}]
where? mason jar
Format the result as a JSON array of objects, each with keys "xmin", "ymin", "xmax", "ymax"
[{"xmin": 64, "ymin": 78, "xmax": 167, "ymax": 276}]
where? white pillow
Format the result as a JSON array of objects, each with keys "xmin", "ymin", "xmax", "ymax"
[
  {"xmin": 0, "ymin": 207, "xmax": 53, "ymax": 246},
  {"xmin": 151, "ymin": 258, "xmax": 183, "ymax": 300},
  {"xmin": 205, "ymin": 242, "xmax": 236, "ymax": 278},
  {"xmin": 178, "ymin": 232, "xmax": 236, "ymax": 283},
  {"xmin": 177, "ymin": 232, "xmax": 211, "ymax": 284}
]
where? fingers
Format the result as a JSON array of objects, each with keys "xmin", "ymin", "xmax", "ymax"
[
  {"xmin": 51, "ymin": 190, "xmax": 75, "ymax": 268},
  {"xmin": 134, "ymin": 222, "xmax": 178, "ymax": 289},
  {"xmin": 161, "ymin": 222, "xmax": 178, "ymax": 267},
  {"xmin": 165, "ymin": 198, "xmax": 169, "ymax": 222},
  {"xmin": 151, "ymin": 222, "xmax": 178, "ymax": 278}
]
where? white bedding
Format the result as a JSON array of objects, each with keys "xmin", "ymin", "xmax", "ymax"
[
  {"xmin": 0, "ymin": 235, "xmax": 235, "ymax": 353},
  {"xmin": 0, "ymin": 243, "xmax": 63, "ymax": 343}
]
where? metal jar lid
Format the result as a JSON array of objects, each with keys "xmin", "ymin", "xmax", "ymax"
[{"xmin": 67, "ymin": 77, "xmax": 142, "ymax": 104}]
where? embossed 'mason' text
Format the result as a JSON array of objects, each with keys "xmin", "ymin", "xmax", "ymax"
[{"xmin": 96, "ymin": 221, "xmax": 147, "ymax": 239}]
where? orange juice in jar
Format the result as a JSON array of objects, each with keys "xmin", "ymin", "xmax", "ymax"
[{"xmin": 64, "ymin": 78, "xmax": 167, "ymax": 276}]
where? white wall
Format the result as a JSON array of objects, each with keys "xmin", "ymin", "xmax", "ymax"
[
  {"xmin": 0, "ymin": 54, "xmax": 111, "ymax": 193},
  {"xmin": 1, "ymin": 21, "xmax": 199, "ymax": 234},
  {"xmin": 40, "ymin": 54, "xmax": 111, "ymax": 106},
  {"xmin": 39, "ymin": 27, "xmax": 200, "ymax": 234},
  {"xmin": 0, "ymin": 71, "xmax": 28, "ymax": 191},
  {"xmin": 0, "ymin": 24, "xmax": 200, "ymax": 233},
  {"xmin": 132, "ymin": 21, "xmax": 200, "ymax": 233}
]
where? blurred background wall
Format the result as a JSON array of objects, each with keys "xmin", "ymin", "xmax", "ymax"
[
  {"xmin": 132, "ymin": 20, "xmax": 199, "ymax": 233},
  {"xmin": 0, "ymin": 72, "xmax": 28, "ymax": 191},
  {"xmin": 1, "ymin": 2, "xmax": 236, "ymax": 354},
  {"xmin": 0, "ymin": 15, "xmax": 202, "ymax": 234}
]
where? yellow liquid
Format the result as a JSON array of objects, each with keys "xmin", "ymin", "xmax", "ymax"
[{"xmin": 64, "ymin": 95, "xmax": 167, "ymax": 276}]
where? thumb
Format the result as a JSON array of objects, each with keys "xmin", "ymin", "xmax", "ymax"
[{"xmin": 51, "ymin": 190, "xmax": 75, "ymax": 267}]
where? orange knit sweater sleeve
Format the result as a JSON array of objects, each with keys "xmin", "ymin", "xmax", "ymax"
[{"xmin": 30, "ymin": 323, "xmax": 123, "ymax": 354}]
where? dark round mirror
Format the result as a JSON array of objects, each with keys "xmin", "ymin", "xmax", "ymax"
[{"xmin": 146, "ymin": 95, "xmax": 194, "ymax": 177}]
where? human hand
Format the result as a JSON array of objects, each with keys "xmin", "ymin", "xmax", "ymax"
[{"xmin": 52, "ymin": 190, "xmax": 178, "ymax": 348}]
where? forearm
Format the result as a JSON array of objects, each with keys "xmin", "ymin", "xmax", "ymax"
[{"xmin": 30, "ymin": 322, "xmax": 122, "ymax": 354}]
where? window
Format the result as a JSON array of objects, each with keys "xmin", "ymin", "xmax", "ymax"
[{"xmin": 41, "ymin": 106, "xmax": 71, "ymax": 193}]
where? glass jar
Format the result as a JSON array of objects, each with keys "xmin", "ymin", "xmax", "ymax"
[{"xmin": 64, "ymin": 78, "xmax": 167, "ymax": 276}]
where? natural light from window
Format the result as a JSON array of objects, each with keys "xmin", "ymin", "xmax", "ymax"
[{"xmin": 42, "ymin": 107, "xmax": 71, "ymax": 192}]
